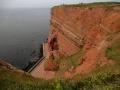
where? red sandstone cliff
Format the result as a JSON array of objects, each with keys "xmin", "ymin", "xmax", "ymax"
[{"xmin": 47, "ymin": 4, "xmax": 120, "ymax": 76}]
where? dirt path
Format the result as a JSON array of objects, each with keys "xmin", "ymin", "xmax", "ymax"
[{"xmin": 30, "ymin": 43, "xmax": 55, "ymax": 79}]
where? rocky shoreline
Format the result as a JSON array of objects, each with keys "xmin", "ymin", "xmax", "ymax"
[{"xmin": 22, "ymin": 44, "xmax": 43, "ymax": 72}]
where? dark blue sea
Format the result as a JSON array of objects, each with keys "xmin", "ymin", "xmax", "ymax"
[{"xmin": 0, "ymin": 8, "xmax": 50, "ymax": 69}]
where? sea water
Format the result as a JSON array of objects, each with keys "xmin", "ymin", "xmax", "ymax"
[{"xmin": 0, "ymin": 8, "xmax": 50, "ymax": 69}]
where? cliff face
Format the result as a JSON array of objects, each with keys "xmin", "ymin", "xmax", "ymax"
[
  {"xmin": 48, "ymin": 5, "xmax": 120, "ymax": 61},
  {"xmin": 48, "ymin": 5, "xmax": 120, "ymax": 59}
]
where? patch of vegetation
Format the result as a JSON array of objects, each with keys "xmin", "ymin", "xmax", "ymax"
[
  {"xmin": 1, "ymin": 71, "xmax": 120, "ymax": 90},
  {"xmin": 0, "ymin": 64, "xmax": 44, "ymax": 85},
  {"xmin": 106, "ymin": 38, "xmax": 120, "ymax": 62},
  {"xmin": 54, "ymin": 50, "xmax": 82, "ymax": 78},
  {"xmin": 89, "ymin": 7, "xmax": 92, "ymax": 10},
  {"xmin": 57, "ymin": 50, "xmax": 82, "ymax": 67},
  {"xmin": 65, "ymin": 2, "xmax": 120, "ymax": 8}
]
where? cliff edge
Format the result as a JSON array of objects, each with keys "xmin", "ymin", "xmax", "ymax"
[{"xmin": 47, "ymin": 2, "xmax": 120, "ymax": 78}]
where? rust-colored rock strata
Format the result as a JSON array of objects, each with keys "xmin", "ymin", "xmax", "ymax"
[{"xmin": 47, "ymin": 4, "xmax": 120, "ymax": 77}]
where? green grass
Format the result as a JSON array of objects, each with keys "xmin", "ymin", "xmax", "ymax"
[
  {"xmin": 57, "ymin": 50, "xmax": 82, "ymax": 67},
  {"xmin": 1, "ymin": 71, "xmax": 120, "ymax": 90},
  {"xmin": 0, "ymin": 60, "xmax": 45, "ymax": 87},
  {"xmin": 65, "ymin": 2, "xmax": 120, "ymax": 8},
  {"xmin": 54, "ymin": 50, "xmax": 82, "ymax": 78},
  {"xmin": 106, "ymin": 38, "xmax": 120, "ymax": 65}
]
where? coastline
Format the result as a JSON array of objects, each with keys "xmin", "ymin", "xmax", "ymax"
[
  {"xmin": 27, "ymin": 43, "xmax": 45, "ymax": 73},
  {"xmin": 22, "ymin": 44, "xmax": 43, "ymax": 72},
  {"xmin": 30, "ymin": 43, "xmax": 55, "ymax": 79}
]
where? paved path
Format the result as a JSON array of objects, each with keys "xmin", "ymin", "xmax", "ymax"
[{"xmin": 30, "ymin": 43, "xmax": 55, "ymax": 79}]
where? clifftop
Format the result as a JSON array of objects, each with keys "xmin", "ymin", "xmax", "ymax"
[{"xmin": 64, "ymin": 2, "xmax": 120, "ymax": 7}]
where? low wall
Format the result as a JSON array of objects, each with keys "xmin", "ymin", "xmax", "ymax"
[{"xmin": 27, "ymin": 43, "xmax": 45, "ymax": 73}]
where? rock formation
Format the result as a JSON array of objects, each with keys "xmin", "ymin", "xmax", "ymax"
[
  {"xmin": 48, "ymin": 5, "xmax": 120, "ymax": 62},
  {"xmin": 44, "ymin": 60, "xmax": 59, "ymax": 71},
  {"xmin": 46, "ymin": 4, "xmax": 120, "ymax": 77}
]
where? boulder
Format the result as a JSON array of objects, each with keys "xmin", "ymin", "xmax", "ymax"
[
  {"xmin": 44, "ymin": 60, "xmax": 59, "ymax": 71},
  {"xmin": 68, "ymin": 66, "xmax": 75, "ymax": 73}
]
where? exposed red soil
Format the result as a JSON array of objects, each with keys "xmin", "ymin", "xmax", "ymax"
[
  {"xmin": 48, "ymin": 5, "xmax": 120, "ymax": 78},
  {"xmin": 65, "ymin": 33, "xmax": 120, "ymax": 78}
]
